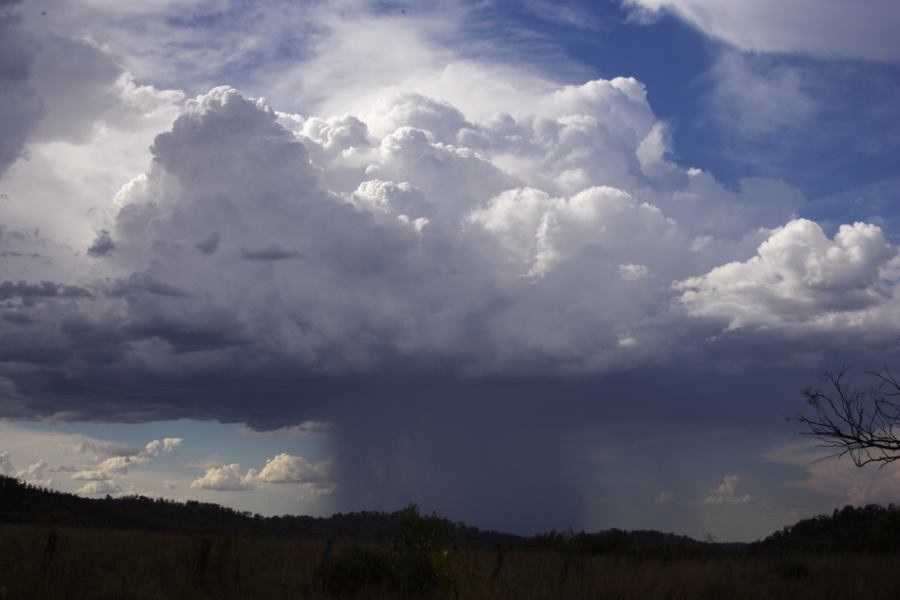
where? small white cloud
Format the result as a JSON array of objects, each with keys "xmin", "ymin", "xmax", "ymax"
[
  {"xmin": 617, "ymin": 335, "xmax": 639, "ymax": 348},
  {"xmin": 144, "ymin": 437, "xmax": 183, "ymax": 455},
  {"xmin": 297, "ymin": 482, "xmax": 337, "ymax": 498},
  {"xmin": 256, "ymin": 453, "xmax": 333, "ymax": 484},
  {"xmin": 762, "ymin": 440, "xmax": 900, "ymax": 506},
  {"xmin": 75, "ymin": 441, "xmax": 142, "ymax": 457},
  {"xmin": 190, "ymin": 464, "xmax": 255, "ymax": 491},
  {"xmin": 704, "ymin": 474, "xmax": 753, "ymax": 505},
  {"xmin": 72, "ymin": 437, "xmax": 184, "ymax": 481},
  {"xmin": 618, "ymin": 263, "xmax": 648, "ymax": 281},
  {"xmin": 0, "ymin": 452, "xmax": 12, "ymax": 476},
  {"xmin": 655, "ymin": 489, "xmax": 675, "ymax": 504},
  {"xmin": 77, "ymin": 480, "xmax": 121, "ymax": 495},
  {"xmin": 16, "ymin": 460, "xmax": 49, "ymax": 482},
  {"xmin": 185, "ymin": 455, "xmax": 224, "ymax": 471},
  {"xmin": 162, "ymin": 438, "xmax": 183, "ymax": 452}
]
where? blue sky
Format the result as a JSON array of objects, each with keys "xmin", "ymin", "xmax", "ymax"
[{"xmin": 0, "ymin": 0, "xmax": 899, "ymax": 542}]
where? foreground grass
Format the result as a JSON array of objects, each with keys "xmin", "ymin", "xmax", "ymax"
[{"xmin": 0, "ymin": 524, "xmax": 897, "ymax": 599}]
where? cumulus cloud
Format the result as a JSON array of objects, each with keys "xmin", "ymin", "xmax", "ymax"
[
  {"xmin": 623, "ymin": 0, "xmax": 900, "ymax": 62},
  {"xmin": 75, "ymin": 441, "xmax": 142, "ymax": 457},
  {"xmin": 704, "ymin": 474, "xmax": 753, "ymax": 505},
  {"xmin": 70, "ymin": 437, "xmax": 182, "ymax": 481},
  {"xmin": 0, "ymin": 451, "xmax": 12, "ymax": 475},
  {"xmin": 190, "ymin": 464, "xmax": 256, "ymax": 491},
  {"xmin": 654, "ymin": 489, "xmax": 675, "ymax": 504},
  {"xmin": 145, "ymin": 437, "xmax": 183, "ymax": 454},
  {"xmin": 676, "ymin": 219, "xmax": 897, "ymax": 332},
  {"xmin": 256, "ymin": 453, "xmax": 333, "ymax": 485},
  {"xmin": 0, "ymin": 67, "xmax": 892, "ymax": 424},
  {"xmin": 298, "ymin": 481, "xmax": 337, "ymax": 498},
  {"xmin": 15, "ymin": 459, "xmax": 53, "ymax": 487},
  {"xmin": 185, "ymin": 455, "xmax": 225, "ymax": 472},
  {"xmin": 77, "ymin": 480, "xmax": 121, "ymax": 495},
  {"xmin": 763, "ymin": 440, "xmax": 900, "ymax": 506}
]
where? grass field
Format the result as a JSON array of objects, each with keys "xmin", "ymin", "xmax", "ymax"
[{"xmin": 1, "ymin": 524, "xmax": 898, "ymax": 599}]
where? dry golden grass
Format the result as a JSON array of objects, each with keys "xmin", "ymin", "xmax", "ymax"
[{"xmin": 0, "ymin": 524, "xmax": 897, "ymax": 599}]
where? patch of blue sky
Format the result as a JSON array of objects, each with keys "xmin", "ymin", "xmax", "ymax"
[
  {"xmin": 15, "ymin": 418, "xmax": 332, "ymax": 468},
  {"xmin": 477, "ymin": 1, "xmax": 900, "ymax": 232}
]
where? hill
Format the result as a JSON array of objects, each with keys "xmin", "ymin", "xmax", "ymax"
[
  {"xmin": 751, "ymin": 504, "xmax": 900, "ymax": 554},
  {"xmin": 0, "ymin": 475, "xmax": 517, "ymax": 546},
  {"xmin": 9, "ymin": 475, "xmax": 900, "ymax": 556}
]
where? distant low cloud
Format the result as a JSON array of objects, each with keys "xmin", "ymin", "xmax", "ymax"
[
  {"xmin": 763, "ymin": 440, "xmax": 900, "ymax": 506},
  {"xmin": 256, "ymin": 453, "xmax": 332, "ymax": 485},
  {"xmin": 189, "ymin": 452, "xmax": 335, "ymax": 494},
  {"xmin": 190, "ymin": 464, "xmax": 256, "ymax": 491},
  {"xmin": 15, "ymin": 459, "xmax": 53, "ymax": 488},
  {"xmin": 75, "ymin": 441, "xmax": 143, "ymax": 457},
  {"xmin": 654, "ymin": 489, "xmax": 675, "ymax": 504},
  {"xmin": 0, "ymin": 451, "xmax": 13, "ymax": 475},
  {"xmin": 71, "ymin": 437, "xmax": 182, "ymax": 482},
  {"xmin": 704, "ymin": 474, "xmax": 753, "ymax": 505},
  {"xmin": 77, "ymin": 480, "xmax": 121, "ymax": 495}
]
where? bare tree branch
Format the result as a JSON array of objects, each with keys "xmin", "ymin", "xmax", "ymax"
[{"xmin": 792, "ymin": 367, "xmax": 900, "ymax": 468}]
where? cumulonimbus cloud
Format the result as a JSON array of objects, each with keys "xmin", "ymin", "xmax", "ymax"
[{"xmin": 0, "ymin": 71, "xmax": 895, "ymax": 426}]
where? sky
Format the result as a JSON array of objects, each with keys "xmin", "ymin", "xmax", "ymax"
[{"xmin": 0, "ymin": 0, "xmax": 899, "ymax": 542}]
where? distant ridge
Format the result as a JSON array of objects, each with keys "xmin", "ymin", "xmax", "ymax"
[
  {"xmin": 0, "ymin": 475, "xmax": 516, "ymax": 545},
  {"xmin": 749, "ymin": 504, "xmax": 900, "ymax": 554},
  {"xmin": 5, "ymin": 476, "xmax": 898, "ymax": 554}
]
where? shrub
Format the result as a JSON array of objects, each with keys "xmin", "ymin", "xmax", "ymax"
[{"xmin": 318, "ymin": 545, "xmax": 394, "ymax": 599}]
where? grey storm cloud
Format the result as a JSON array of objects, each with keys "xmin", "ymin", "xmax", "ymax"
[
  {"xmin": 0, "ymin": 280, "xmax": 91, "ymax": 304},
  {"xmin": 87, "ymin": 230, "xmax": 115, "ymax": 257},
  {"xmin": 0, "ymin": 78, "xmax": 897, "ymax": 428},
  {"xmin": 0, "ymin": 0, "xmax": 43, "ymax": 175},
  {"xmin": 0, "ymin": 0, "xmax": 140, "ymax": 176}
]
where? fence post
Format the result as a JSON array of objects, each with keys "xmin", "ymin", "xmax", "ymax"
[{"xmin": 39, "ymin": 531, "xmax": 58, "ymax": 577}]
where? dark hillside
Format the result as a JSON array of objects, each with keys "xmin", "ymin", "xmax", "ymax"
[
  {"xmin": 0, "ymin": 475, "xmax": 517, "ymax": 546},
  {"xmin": 751, "ymin": 504, "xmax": 900, "ymax": 554}
]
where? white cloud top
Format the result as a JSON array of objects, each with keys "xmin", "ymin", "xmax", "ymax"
[
  {"xmin": 0, "ymin": 0, "xmax": 896, "ymax": 423},
  {"xmin": 190, "ymin": 463, "xmax": 256, "ymax": 491},
  {"xmin": 0, "ymin": 73, "xmax": 895, "ymax": 421},
  {"xmin": 676, "ymin": 219, "xmax": 897, "ymax": 331},
  {"xmin": 704, "ymin": 474, "xmax": 753, "ymax": 505},
  {"xmin": 257, "ymin": 453, "xmax": 333, "ymax": 484}
]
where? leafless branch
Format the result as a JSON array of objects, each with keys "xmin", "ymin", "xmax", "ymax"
[{"xmin": 791, "ymin": 366, "xmax": 900, "ymax": 468}]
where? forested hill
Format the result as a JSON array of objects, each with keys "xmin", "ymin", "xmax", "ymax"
[
  {"xmin": 0, "ymin": 476, "xmax": 729, "ymax": 553},
  {"xmin": 0, "ymin": 475, "xmax": 518, "ymax": 546},
  {"xmin": 751, "ymin": 504, "xmax": 900, "ymax": 554},
  {"xmin": 7, "ymin": 476, "xmax": 900, "ymax": 554}
]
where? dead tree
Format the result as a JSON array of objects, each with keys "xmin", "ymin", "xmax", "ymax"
[{"xmin": 793, "ymin": 367, "xmax": 900, "ymax": 467}]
